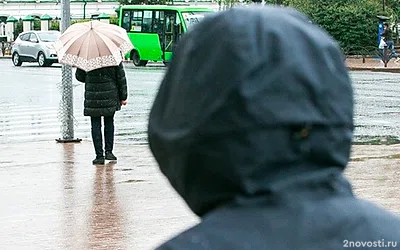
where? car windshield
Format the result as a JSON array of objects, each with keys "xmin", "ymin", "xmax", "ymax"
[
  {"xmin": 182, "ymin": 11, "xmax": 213, "ymax": 30},
  {"xmin": 37, "ymin": 32, "xmax": 60, "ymax": 42}
]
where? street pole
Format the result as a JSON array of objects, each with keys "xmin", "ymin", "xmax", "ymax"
[
  {"xmin": 83, "ymin": 0, "xmax": 87, "ymax": 20},
  {"xmin": 56, "ymin": 0, "xmax": 81, "ymax": 143}
]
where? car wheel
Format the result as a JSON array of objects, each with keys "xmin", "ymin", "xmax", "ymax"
[
  {"xmin": 12, "ymin": 52, "xmax": 22, "ymax": 66},
  {"xmin": 131, "ymin": 50, "xmax": 148, "ymax": 67},
  {"xmin": 38, "ymin": 52, "xmax": 48, "ymax": 67}
]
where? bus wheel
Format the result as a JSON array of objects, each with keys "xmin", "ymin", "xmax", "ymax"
[{"xmin": 131, "ymin": 50, "xmax": 148, "ymax": 67}]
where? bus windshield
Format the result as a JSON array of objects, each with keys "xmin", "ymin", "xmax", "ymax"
[{"xmin": 182, "ymin": 12, "xmax": 212, "ymax": 29}]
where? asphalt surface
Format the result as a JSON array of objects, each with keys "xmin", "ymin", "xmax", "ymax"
[
  {"xmin": 1, "ymin": 59, "xmax": 400, "ymax": 249},
  {"xmin": 0, "ymin": 60, "xmax": 165, "ymax": 145},
  {"xmin": 2, "ymin": 59, "xmax": 400, "ymax": 145}
]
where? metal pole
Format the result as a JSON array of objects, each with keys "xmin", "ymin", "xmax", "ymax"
[
  {"xmin": 83, "ymin": 0, "xmax": 87, "ymax": 20},
  {"xmin": 56, "ymin": 0, "xmax": 81, "ymax": 143}
]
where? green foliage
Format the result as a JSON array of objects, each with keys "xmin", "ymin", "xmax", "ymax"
[
  {"xmin": 217, "ymin": 0, "xmax": 241, "ymax": 10},
  {"xmin": 71, "ymin": 19, "xmax": 91, "ymax": 25},
  {"xmin": 33, "ymin": 20, "xmax": 41, "ymax": 31},
  {"xmin": 49, "ymin": 21, "xmax": 60, "ymax": 31},
  {"xmin": 283, "ymin": 0, "xmax": 389, "ymax": 53},
  {"xmin": 110, "ymin": 15, "xmax": 119, "ymax": 25},
  {"xmin": 14, "ymin": 21, "xmax": 22, "ymax": 39}
]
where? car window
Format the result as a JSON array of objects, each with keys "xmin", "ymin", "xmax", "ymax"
[
  {"xmin": 20, "ymin": 33, "xmax": 30, "ymax": 41},
  {"xmin": 29, "ymin": 33, "xmax": 38, "ymax": 43},
  {"xmin": 37, "ymin": 32, "xmax": 60, "ymax": 42}
]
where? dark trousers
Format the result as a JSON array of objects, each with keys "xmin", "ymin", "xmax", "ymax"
[{"xmin": 90, "ymin": 115, "xmax": 114, "ymax": 157}]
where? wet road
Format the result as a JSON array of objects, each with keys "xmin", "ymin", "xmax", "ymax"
[
  {"xmin": 1, "ymin": 61, "xmax": 400, "ymax": 144},
  {"xmin": 352, "ymin": 71, "xmax": 400, "ymax": 144},
  {"xmin": 0, "ymin": 60, "xmax": 164, "ymax": 144},
  {"xmin": 2, "ymin": 60, "xmax": 400, "ymax": 249}
]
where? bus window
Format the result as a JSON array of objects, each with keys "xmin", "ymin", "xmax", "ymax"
[
  {"xmin": 153, "ymin": 11, "xmax": 164, "ymax": 34},
  {"xmin": 131, "ymin": 11, "xmax": 143, "ymax": 32},
  {"xmin": 142, "ymin": 10, "xmax": 152, "ymax": 33},
  {"xmin": 122, "ymin": 11, "xmax": 131, "ymax": 32}
]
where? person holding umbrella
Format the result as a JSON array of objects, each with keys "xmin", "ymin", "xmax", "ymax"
[
  {"xmin": 54, "ymin": 21, "xmax": 132, "ymax": 165},
  {"xmin": 75, "ymin": 61, "xmax": 127, "ymax": 165}
]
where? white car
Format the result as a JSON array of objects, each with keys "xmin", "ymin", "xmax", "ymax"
[{"xmin": 11, "ymin": 30, "xmax": 60, "ymax": 67}]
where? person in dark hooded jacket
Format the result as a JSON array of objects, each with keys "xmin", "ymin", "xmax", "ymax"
[
  {"xmin": 76, "ymin": 62, "xmax": 127, "ymax": 165},
  {"xmin": 147, "ymin": 5, "xmax": 400, "ymax": 250}
]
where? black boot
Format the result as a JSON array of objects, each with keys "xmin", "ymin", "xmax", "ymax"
[
  {"xmin": 105, "ymin": 151, "xmax": 117, "ymax": 161},
  {"xmin": 92, "ymin": 156, "xmax": 105, "ymax": 165}
]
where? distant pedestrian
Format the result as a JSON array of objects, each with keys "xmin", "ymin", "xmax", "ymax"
[
  {"xmin": 148, "ymin": 5, "xmax": 400, "ymax": 250},
  {"xmin": 378, "ymin": 36, "xmax": 387, "ymax": 62},
  {"xmin": 381, "ymin": 23, "xmax": 400, "ymax": 62},
  {"xmin": 75, "ymin": 63, "xmax": 128, "ymax": 165}
]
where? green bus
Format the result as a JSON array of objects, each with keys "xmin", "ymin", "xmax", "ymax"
[{"xmin": 118, "ymin": 4, "xmax": 214, "ymax": 66}]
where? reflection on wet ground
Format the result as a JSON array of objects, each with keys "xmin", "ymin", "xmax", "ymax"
[
  {"xmin": 0, "ymin": 61, "xmax": 164, "ymax": 144},
  {"xmin": 88, "ymin": 163, "xmax": 125, "ymax": 250},
  {"xmin": 1, "ymin": 62, "xmax": 400, "ymax": 145},
  {"xmin": 2, "ymin": 62, "xmax": 400, "ymax": 248},
  {"xmin": 0, "ymin": 141, "xmax": 199, "ymax": 250}
]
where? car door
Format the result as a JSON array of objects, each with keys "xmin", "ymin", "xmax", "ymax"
[
  {"xmin": 17, "ymin": 33, "xmax": 31, "ymax": 57},
  {"xmin": 26, "ymin": 33, "xmax": 40, "ymax": 60}
]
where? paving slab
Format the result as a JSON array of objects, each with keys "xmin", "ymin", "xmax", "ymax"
[{"xmin": 1, "ymin": 140, "xmax": 400, "ymax": 249}]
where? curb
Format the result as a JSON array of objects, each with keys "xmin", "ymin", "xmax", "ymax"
[{"xmin": 347, "ymin": 66, "xmax": 400, "ymax": 73}]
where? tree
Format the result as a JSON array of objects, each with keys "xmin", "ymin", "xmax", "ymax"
[{"xmin": 283, "ymin": 0, "xmax": 389, "ymax": 53}]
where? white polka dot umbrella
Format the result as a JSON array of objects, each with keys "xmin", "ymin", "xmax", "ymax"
[{"xmin": 54, "ymin": 20, "xmax": 134, "ymax": 72}]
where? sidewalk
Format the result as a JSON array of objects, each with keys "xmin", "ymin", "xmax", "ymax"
[
  {"xmin": 1, "ymin": 140, "xmax": 400, "ymax": 249},
  {"xmin": 345, "ymin": 57, "xmax": 400, "ymax": 72},
  {"xmin": 0, "ymin": 141, "xmax": 199, "ymax": 250}
]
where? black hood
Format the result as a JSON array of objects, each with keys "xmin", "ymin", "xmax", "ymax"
[{"xmin": 148, "ymin": 5, "xmax": 354, "ymax": 217}]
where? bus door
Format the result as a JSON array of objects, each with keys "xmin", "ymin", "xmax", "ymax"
[
  {"xmin": 153, "ymin": 10, "xmax": 166, "ymax": 60},
  {"xmin": 162, "ymin": 11, "xmax": 182, "ymax": 61}
]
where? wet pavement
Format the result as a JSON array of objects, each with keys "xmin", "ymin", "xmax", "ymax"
[
  {"xmin": 352, "ymin": 71, "xmax": 400, "ymax": 144},
  {"xmin": 0, "ymin": 141, "xmax": 199, "ymax": 250},
  {"xmin": 1, "ymin": 59, "xmax": 400, "ymax": 249},
  {"xmin": 0, "ymin": 60, "xmax": 164, "ymax": 144},
  {"xmin": 2, "ymin": 59, "xmax": 400, "ymax": 144}
]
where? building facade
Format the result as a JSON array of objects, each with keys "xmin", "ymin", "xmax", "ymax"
[
  {"xmin": 0, "ymin": 0, "xmax": 120, "ymax": 21},
  {"xmin": 0, "ymin": 0, "xmax": 216, "ymax": 21}
]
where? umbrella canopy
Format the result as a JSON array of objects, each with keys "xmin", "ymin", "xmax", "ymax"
[{"xmin": 54, "ymin": 20, "xmax": 134, "ymax": 72}]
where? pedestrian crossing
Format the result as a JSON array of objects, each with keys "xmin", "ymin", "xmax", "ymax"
[
  {"xmin": 0, "ymin": 61, "xmax": 164, "ymax": 145},
  {"xmin": 0, "ymin": 104, "xmax": 149, "ymax": 144}
]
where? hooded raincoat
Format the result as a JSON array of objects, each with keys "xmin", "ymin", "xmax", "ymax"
[{"xmin": 148, "ymin": 6, "xmax": 400, "ymax": 250}]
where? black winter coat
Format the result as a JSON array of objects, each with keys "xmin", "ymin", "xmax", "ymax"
[
  {"xmin": 75, "ymin": 63, "xmax": 128, "ymax": 117},
  {"xmin": 148, "ymin": 6, "xmax": 400, "ymax": 250}
]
